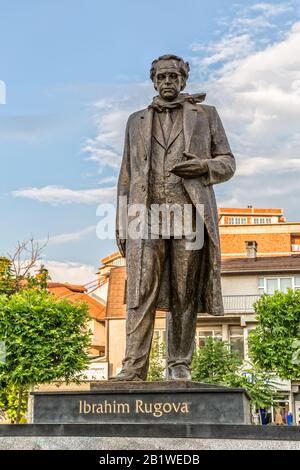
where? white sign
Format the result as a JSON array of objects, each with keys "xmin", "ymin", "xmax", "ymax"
[{"xmin": 82, "ymin": 363, "xmax": 108, "ymax": 381}]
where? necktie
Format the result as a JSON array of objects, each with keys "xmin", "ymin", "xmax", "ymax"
[{"xmin": 161, "ymin": 109, "xmax": 173, "ymax": 146}]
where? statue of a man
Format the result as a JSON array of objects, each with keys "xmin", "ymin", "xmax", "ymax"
[{"xmin": 114, "ymin": 54, "xmax": 235, "ymax": 381}]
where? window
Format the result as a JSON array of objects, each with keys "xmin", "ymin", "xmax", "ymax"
[
  {"xmin": 196, "ymin": 327, "xmax": 222, "ymax": 348},
  {"xmin": 267, "ymin": 278, "xmax": 278, "ymax": 295},
  {"xmin": 258, "ymin": 277, "xmax": 265, "ymax": 296},
  {"xmin": 280, "ymin": 278, "xmax": 292, "ymax": 292},
  {"xmin": 253, "ymin": 217, "xmax": 271, "ymax": 224},
  {"xmin": 291, "ymin": 234, "xmax": 300, "ymax": 252},
  {"xmin": 229, "ymin": 327, "xmax": 244, "ymax": 359},
  {"xmin": 258, "ymin": 277, "xmax": 298, "ymax": 294},
  {"xmin": 228, "ymin": 217, "xmax": 247, "ymax": 225}
]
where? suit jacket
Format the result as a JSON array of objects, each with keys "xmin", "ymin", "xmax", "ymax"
[{"xmin": 116, "ymin": 101, "xmax": 236, "ymax": 315}]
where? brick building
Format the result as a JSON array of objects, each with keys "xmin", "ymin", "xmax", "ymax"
[
  {"xmin": 94, "ymin": 207, "xmax": 300, "ymax": 423},
  {"xmin": 219, "ymin": 207, "xmax": 300, "ymax": 258},
  {"xmin": 37, "ymin": 208, "xmax": 300, "ymax": 423}
]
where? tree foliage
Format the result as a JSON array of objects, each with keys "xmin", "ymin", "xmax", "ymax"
[
  {"xmin": 248, "ymin": 289, "xmax": 300, "ymax": 380},
  {"xmin": 0, "ymin": 289, "xmax": 92, "ymax": 422},
  {"xmin": 192, "ymin": 337, "xmax": 276, "ymax": 409},
  {"xmin": 0, "ymin": 257, "xmax": 15, "ymax": 296},
  {"xmin": 0, "ymin": 382, "xmax": 28, "ymax": 423},
  {"xmin": 147, "ymin": 337, "xmax": 165, "ymax": 381},
  {"xmin": 192, "ymin": 337, "xmax": 241, "ymax": 384}
]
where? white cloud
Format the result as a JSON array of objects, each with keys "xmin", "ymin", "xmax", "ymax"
[
  {"xmin": 41, "ymin": 225, "xmax": 96, "ymax": 246},
  {"xmin": 191, "ymin": 34, "xmax": 254, "ymax": 66},
  {"xmin": 82, "ymin": 83, "xmax": 153, "ymax": 173},
  {"xmin": 76, "ymin": 2, "xmax": 300, "ymax": 221},
  {"xmin": 237, "ymin": 157, "xmax": 300, "ymax": 176},
  {"xmin": 205, "ymin": 21, "xmax": 300, "ymax": 169},
  {"xmin": 44, "ymin": 260, "xmax": 97, "ymax": 285},
  {"xmin": 13, "ymin": 185, "xmax": 116, "ymax": 205},
  {"xmin": 83, "ymin": 110, "xmax": 127, "ymax": 170},
  {"xmin": 250, "ymin": 2, "xmax": 293, "ymax": 17},
  {"xmin": 98, "ymin": 175, "xmax": 117, "ymax": 185},
  {"xmin": 190, "ymin": 2, "xmax": 296, "ymax": 73},
  {"xmin": 188, "ymin": 4, "xmax": 300, "ymax": 218}
]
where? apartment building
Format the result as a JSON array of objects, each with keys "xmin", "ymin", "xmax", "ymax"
[{"xmin": 96, "ymin": 208, "xmax": 300, "ymax": 421}]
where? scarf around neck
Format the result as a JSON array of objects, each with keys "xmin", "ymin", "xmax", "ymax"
[{"xmin": 149, "ymin": 92, "xmax": 206, "ymax": 112}]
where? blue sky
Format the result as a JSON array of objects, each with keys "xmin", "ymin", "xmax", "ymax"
[{"xmin": 1, "ymin": 0, "xmax": 300, "ymax": 283}]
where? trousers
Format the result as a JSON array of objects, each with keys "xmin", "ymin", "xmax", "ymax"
[{"xmin": 121, "ymin": 236, "xmax": 203, "ymax": 379}]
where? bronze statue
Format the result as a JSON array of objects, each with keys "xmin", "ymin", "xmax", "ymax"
[{"xmin": 114, "ymin": 54, "xmax": 235, "ymax": 381}]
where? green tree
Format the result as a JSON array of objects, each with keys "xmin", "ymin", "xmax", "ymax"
[
  {"xmin": 0, "ymin": 257, "xmax": 16, "ymax": 296},
  {"xmin": 192, "ymin": 337, "xmax": 240, "ymax": 384},
  {"xmin": 0, "ymin": 289, "xmax": 92, "ymax": 423},
  {"xmin": 35, "ymin": 264, "xmax": 51, "ymax": 290},
  {"xmin": 26, "ymin": 264, "xmax": 51, "ymax": 291},
  {"xmin": 192, "ymin": 337, "xmax": 276, "ymax": 409},
  {"xmin": 0, "ymin": 381, "xmax": 28, "ymax": 423},
  {"xmin": 147, "ymin": 337, "xmax": 166, "ymax": 381},
  {"xmin": 248, "ymin": 289, "xmax": 300, "ymax": 380}
]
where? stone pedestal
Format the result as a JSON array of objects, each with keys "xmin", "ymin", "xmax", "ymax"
[{"xmin": 32, "ymin": 381, "xmax": 250, "ymax": 425}]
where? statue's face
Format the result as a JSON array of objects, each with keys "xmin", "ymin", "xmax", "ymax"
[{"xmin": 153, "ymin": 59, "xmax": 185, "ymax": 101}]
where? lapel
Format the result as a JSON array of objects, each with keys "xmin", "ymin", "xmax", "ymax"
[
  {"xmin": 138, "ymin": 102, "xmax": 199, "ymax": 156},
  {"xmin": 167, "ymin": 109, "xmax": 183, "ymax": 149},
  {"xmin": 183, "ymin": 101, "xmax": 198, "ymax": 152},
  {"xmin": 138, "ymin": 107, "xmax": 153, "ymax": 159},
  {"xmin": 153, "ymin": 112, "xmax": 166, "ymax": 148},
  {"xmin": 152, "ymin": 108, "xmax": 184, "ymax": 149}
]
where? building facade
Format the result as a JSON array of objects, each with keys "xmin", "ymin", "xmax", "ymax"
[
  {"xmin": 219, "ymin": 207, "xmax": 300, "ymax": 258},
  {"xmin": 97, "ymin": 207, "xmax": 300, "ymax": 423}
]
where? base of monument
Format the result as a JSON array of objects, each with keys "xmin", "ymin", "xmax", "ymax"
[
  {"xmin": 0, "ymin": 423, "xmax": 299, "ymax": 444},
  {"xmin": 31, "ymin": 381, "xmax": 250, "ymax": 425}
]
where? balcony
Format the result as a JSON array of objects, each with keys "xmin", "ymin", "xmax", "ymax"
[{"xmin": 223, "ymin": 295, "xmax": 260, "ymax": 313}]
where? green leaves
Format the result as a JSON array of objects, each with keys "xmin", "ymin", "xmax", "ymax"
[
  {"xmin": 192, "ymin": 337, "xmax": 240, "ymax": 384},
  {"xmin": 0, "ymin": 288, "xmax": 92, "ymax": 420},
  {"xmin": 191, "ymin": 337, "xmax": 276, "ymax": 408},
  {"xmin": 0, "ymin": 257, "xmax": 15, "ymax": 296},
  {"xmin": 249, "ymin": 289, "xmax": 300, "ymax": 379},
  {"xmin": 147, "ymin": 337, "xmax": 166, "ymax": 381},
  {"xmin": 0, "ymin": 381, "xmax": 28, "ymax": 423}
]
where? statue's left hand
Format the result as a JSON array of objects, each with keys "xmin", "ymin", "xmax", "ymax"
[{"xmin": 170, "ymin": 152, "xmax": 208, "ymax": 178}]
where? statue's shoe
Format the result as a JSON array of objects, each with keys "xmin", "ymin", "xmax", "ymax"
[
  {"xmin": 169, "ymin": 365, "xmax": 191, "ymax": 381},
  {"xmin": 109, "ymin": 369, "xmax": 144, "ymax": 381}
]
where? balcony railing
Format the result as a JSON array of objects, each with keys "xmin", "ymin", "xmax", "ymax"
[{"xmin": 222, "ymin": 295, "xmax": 260, "ymax": 313}]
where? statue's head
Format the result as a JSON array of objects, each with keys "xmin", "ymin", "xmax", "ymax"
[{"xmin": 150, "ymin": 54, "xmax": 190, "ymax": 101}]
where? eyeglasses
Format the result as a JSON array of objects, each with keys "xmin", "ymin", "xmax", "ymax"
[{"xmin": 156, "ymin": 72, "xmax": 181, "ymax": 81}]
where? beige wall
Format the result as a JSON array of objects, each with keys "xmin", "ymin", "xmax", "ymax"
[
  {"xmin": 108, "ymin": 319, "xmax": 126, "ymax": 376},
  {"xmin": 108, "ymin": 308, "xmax": 256, "ymax": 377},
  {"xmin": 89, "ymin": 319, "xmax": 105, "ymax": 348},
  {"xmin": 154, "ymin": 317, "xmax": 166, "ymax": 329},
  {"xmin": 108, "ymin": 316, "xmax": 167, "ymax": 376},
  {"xmin": 221, "ymin": 274, "xmax": 259, "ymax": 296},
  {"xmin": 37, "ymin": 382, "xmax": 89, "ymax": 392}
]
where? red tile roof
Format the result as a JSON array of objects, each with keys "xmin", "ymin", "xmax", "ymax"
[
  {"xmin": 47, "ymin": 282, "xmax": 86, "ymax": 293},
  {"xmin": 48, "ymin": 283, "xmax": 106, "ymax": 321}
]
